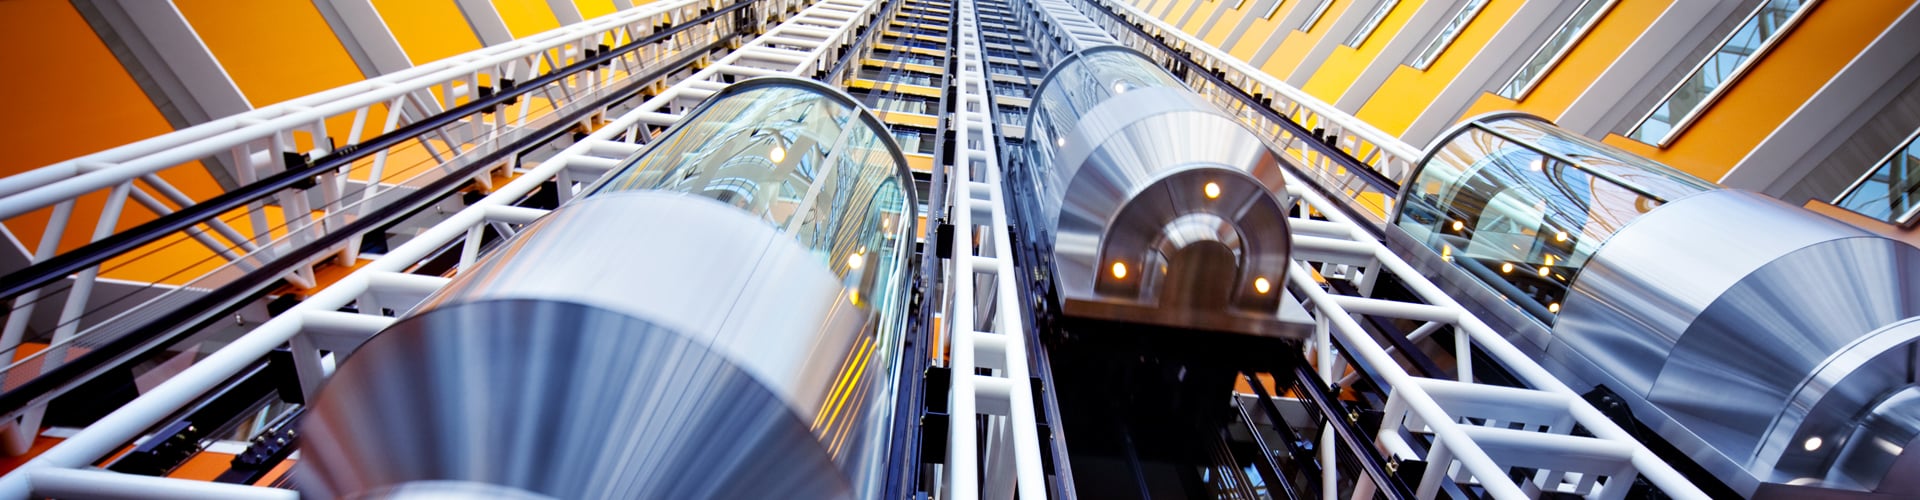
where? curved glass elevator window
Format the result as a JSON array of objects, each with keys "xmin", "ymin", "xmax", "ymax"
[
  {"xmin": 594, "ymin": 80, "xmax": 912, "ymax": 308},
  {"xmin": 1393, "ymin": 114, "xmax": 1714, "ymax": 322}
]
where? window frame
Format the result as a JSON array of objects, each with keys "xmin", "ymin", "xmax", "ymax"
[
  {"xmin": 1409, "ymin": 0, "xmax": 1490, "ymax": 71},
  {"xmin": 1833, "ymin": 125, "xmax": 1920, "ymax": 225},
  {"xmin": 1264, "ymin": 0, "xmax": 1287, "ymax": 21},
  {"xmin": 1625, "ymin": 0, "xmax": 1822, "ymax": 147},
  {"xmin": 1298, "ymin": 0, "xmax": 1332, "ymax": 32},
  {"xmin": 1343, "ymin": 0, "xmax": 1399, "ymax": 48},
  {"xmin": 1494, "ymin": 0, "xmax": 1618, "ymax": 101}
]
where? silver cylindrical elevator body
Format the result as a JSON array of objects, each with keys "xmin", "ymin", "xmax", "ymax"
[
  {"xmin": 1393, "ymin": 113, "xmax": 1920, "ymax": 496},
  {"xmin": 299, "ymin": 78, "xmax": 917, "ymax": 499},
  {"xmin": 1023, "ymin": 46, "xmax": 1297, "ymax": 337}
]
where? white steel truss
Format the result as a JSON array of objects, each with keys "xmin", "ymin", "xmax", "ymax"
[
  {"xmin": 938, "ymin": 1, "xmax": 1049, "ymax": 498},
  {"xmin": 0, "ymin": 0, "xmax": 762, "ymax": 413},
  {"xmin": 0, "ymin": 0, "xmax": 883, "ymax": 496}
]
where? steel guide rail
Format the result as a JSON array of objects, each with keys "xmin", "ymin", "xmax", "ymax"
[
  {"xmin": 936, "ymin": 0, "xmax": 1050, "ymax": 498},
  {"xmin": 0, "ymin": 0, "xmax": 884, "ymax": 496}
]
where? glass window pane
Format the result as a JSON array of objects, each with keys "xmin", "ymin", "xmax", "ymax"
[
  {"xmin": 1298, "ymin": 0, "xmax": 1332, "ymax": 31},
  {"xmin": 1409, "ymin": 0, "xmax": 1489, "ymax": 70},
  {"xmin": 1345, "ymin": 0, "xmax": 1398, "ymax": 47},
  {"xmin": 1627, "ymin": 0, "xmax": 1811, "ymax": 144},
  {"xmin": 1836, "ymin": 131, "xmax": 1920, "ymax": 222},
  {"xmin": 1496, "ymin": 0, "xmax": 1615, "ymax": 100}
]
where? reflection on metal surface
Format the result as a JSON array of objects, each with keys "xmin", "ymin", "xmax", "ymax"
[
  {"xmin": 1395, "ymin": 113, "xmax": 1920, "ymax": 496},
  {"xmin": 303, "ymin": 78, "xmax": 916, "ymax": 499},
  {"xmin": 1021, "ymin": 46, "xmax": 1299, "ymax": 337}
]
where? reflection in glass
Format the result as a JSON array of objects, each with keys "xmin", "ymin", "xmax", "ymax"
[
  {"xmin": 593, "ymin": 84, "xmax": 912, "ymax": 314},
  {"xmin": 1835, "ymin": 128, "xmax": 1920, "ymax": 224},
  {"xmin": 1626, "ymin": 0, "xmax": 1813, "ymax": 145},
  {"xmin": 1495, "ymin": 0, "xmax": 1616, "ymax": 100},
  {"xmin": 1396, "ymin": 116, "xmax": 1713, "ymax": 322}
]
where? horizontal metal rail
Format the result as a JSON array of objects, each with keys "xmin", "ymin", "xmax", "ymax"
[{"xmin": 0, "ymin": 34, "xmax": 734, "ymax": 418}]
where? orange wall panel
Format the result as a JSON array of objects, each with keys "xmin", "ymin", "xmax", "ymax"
[
  {"xmin": 0, "ymin": 0, "xmax": 177, "ymax": 177},
  {"xmin": 1256, "ymin": 0, "xmax": 1347, "ymax": 76},
  {"xmin": 1300, "ymin": 0, "xmax": 1426, "ymax": 103},
  {"xmin": 174, "ymin": 0, "xmax": 364, "ymax": 107},
  {"xmin": 373, "ymin": 0, "xmax": 486, "ymax": 65},
  {"xmin": 1459, "ymin": 0, "xmax": 1669, "ymax": 123},
  {"xmin": 495, "ymin": 0, "xmax": 564, "ymax": 39},
  {"xmin": 1601, "ymin": 0, "xmax": 1909, "ymax": 182},
  {"xmin": 575, "ymin": 0, "xmax": 619, "ymax": 20},
  {"xmin": 1225, "ymin": 1, "xmax": 1295, "ymax": 62},
  {"xmin": 1355, "ymin": 0, "xmax": 1522, "ymax": 136},
  {"xmin": 0, "ymin": 0, "xmax": 226, "ymax": 253}
]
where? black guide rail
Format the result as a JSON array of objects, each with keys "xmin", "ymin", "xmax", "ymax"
[
  {"xmin": 1242, "ymin": 371, "xmax": 1325, "ymax": 494},
  {"xmin": 0, "ymin": 0, "xmax": 754, "ymax": 304},
  {"xmin": 1076, "ymin": 0, "xmax": 1398, "ymax": 237},
  {"xmin": 1288, "ymin": 363, "xmax": 1419, "ymax": 500},
  {"xmin": 0, "ymin": 11, "xmax": 747, "ymax": 416},
  {"xmin": 880, "ymin": 0, "xmax": 945, "ymax": 496}
]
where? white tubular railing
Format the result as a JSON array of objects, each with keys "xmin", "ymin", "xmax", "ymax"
[
  {"xmin": 0, "ymin": 0, "xmax": 724, "ymax": 215},
  {"xmin": 0, "ymin": 2, "xmax": 885, "ymax": 496},
  {"xmin": 1090, "ymin": 0, "xmax": 1421, "ymax": 183},
  {"xmin": 941, "ymin": 0, "xmax": 1048, "ymax": 498},
  {"xmin": 1278, "ymin": 176, "xmax": 1707, "ymax": 499}
]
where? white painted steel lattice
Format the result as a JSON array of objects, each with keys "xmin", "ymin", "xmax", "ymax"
[{"xmin": 938, "ymin": 1, "xmax": 1049, "ymax": 498}]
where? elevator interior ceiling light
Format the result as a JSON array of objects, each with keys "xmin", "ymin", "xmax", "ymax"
[
  {"xmin": 1204, "ymin": 182, "xmax": 1221, "ymax": 199},
  {"xmin": 1111, "ymin": 261, "xmax": 1128, "ymax": 279},
  {"xmin": 848, "ymin": 252, "xmax": 865, "ymax": 269},
  {"xmin": 1501, "ymin": 262, "xmax": 1514, "ymax": 274},
  {"xmin": 1538, "ymin": 266, "xmax": 1551, "ymax": 277},
  {"xmin": 1452, "ymin": 220, "xmax": 1465, "ymax": 231},
  {"xmin": 1253, "ymin": 277, "xmax": 1271, "ymax": 294},
  {"xmin": 1805, "ymin": 436, "xmax": 1823, "ymax": 451},
  {"xmin": 1548, "ymin": 302, "xmax": 1560, "ymax": 313},
  {"xmin": 1556, "ymin": 230, "xmax": 1569, "ymax": 242},
  {"xmin": 770, "ymin": 144, "xmax": 787, "ymax": 163}
]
